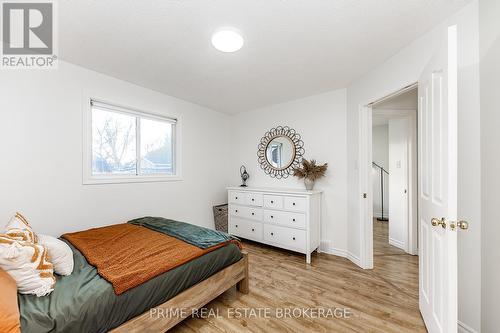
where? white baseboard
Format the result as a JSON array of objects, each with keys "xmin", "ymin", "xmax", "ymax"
[
  {"xmin": 319, "ymin": 241, "xmax": 361, "ymax": 267},
  {"xmin": 458, "ymin": 320, "xmax": 478, "ymax": 333},
  {"xmin": 324, "ymin": 247, "xmax": 346, "ymax": 257},
  {"xmin": 346, "ymin": 251, "xmax": 361, "ymax": 266},
  {"xmin": 389, "ymin": 237, "xmax": 405, "ymax": 250}
]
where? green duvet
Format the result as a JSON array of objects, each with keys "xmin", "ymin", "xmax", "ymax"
[{"xmin": 18, "ymin": 240, "xmax": 242, "ymax": 333}]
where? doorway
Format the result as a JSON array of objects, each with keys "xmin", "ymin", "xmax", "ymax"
[
  {"xmin": 357, "ymin": 85, "xmax": 422, "ymax": 324},
  {"xmin": 371, "ymin": 87, "xmax": 418, "ymax": 257},
  {"xmin": 357, "ymin": 83, "xmax": 419, "ymax": 269}
]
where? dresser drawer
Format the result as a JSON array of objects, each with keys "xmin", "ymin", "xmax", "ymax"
[
  {"xmin": 229, "ymin": 217, "xmax": 263, "ymax": 241},
  {"xmin": 229, "ymin": 204, "xmax": 245, "ymax": 218},
  {"xmin": 245, "ymin": 193, "xmax": 263, "ymax": 206},
  {"xmin": 229, "ymin": 205, "xmax": 262, "ymax": 221},
  {"xmin": 263, "ymin": 210, "xmax": 306, "ymax": 229},
  {"xmin": 229, "ymin": 191, "xmax": 245, "ymax": 204},
  {"xmin": 263, "ymin": 224, "xmax": 306, "ymax": 252},
  {"xmin": 263, "ymin": 195, "xmax": 283, "ymax": 209},
  {"xmin": 243, "ymin": 206, "xmax": 263, "ymax": 221},
  {"xmin": 283, "ymin": 196, "xmax": 307, "ymax": 212}
]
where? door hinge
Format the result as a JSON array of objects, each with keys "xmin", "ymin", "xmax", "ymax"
[{"xmin": 363, "ymin": 193, "xmax": 367, "ymax": 198}]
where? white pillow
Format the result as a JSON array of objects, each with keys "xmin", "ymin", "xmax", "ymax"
[
  {"xmin": 5, "ymin": 212, "xmax": 37, "ymax": 243},
  {"xmin": 0, "ymin": 235, "xmax": 55, "ymax": 297},
  {"xmin": 37, "ymin": 234, "xmax": 74, "ymax": 276}
]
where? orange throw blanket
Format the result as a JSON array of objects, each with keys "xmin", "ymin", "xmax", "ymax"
[{"xmin": 63, "ymin": 224, "xmax": 240, "ymax": 295}]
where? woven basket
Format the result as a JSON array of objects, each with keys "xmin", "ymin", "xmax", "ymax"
[{"xmin": 213, "ymin": 204, "xmax": 228, "ymax": 232}]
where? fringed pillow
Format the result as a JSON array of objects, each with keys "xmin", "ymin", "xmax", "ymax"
[
  {"xmin": 0, "ymin": 235, "xmax": 55, "ymax": 297},
  {"xmin": 5, "ymin": 212, "xmax": 38, "ymax": 243}
]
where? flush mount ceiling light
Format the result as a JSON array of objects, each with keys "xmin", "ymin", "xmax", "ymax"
[{"xmin": 211, "ymin": 29, "xmax": 244, "ymax": 53}]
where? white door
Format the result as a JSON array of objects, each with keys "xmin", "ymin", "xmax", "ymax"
[
  {"xmin": 388, "ymin": 117, "xmax": 409, "ymax": 252},
  {"xmin": 418, "ymin": 25, "xmax": 458, "ymax": 332}
]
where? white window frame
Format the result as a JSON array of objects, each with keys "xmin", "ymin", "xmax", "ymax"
[{"xmin": 83, "ymin": 97, "xmax": 182, "ymax": 184}]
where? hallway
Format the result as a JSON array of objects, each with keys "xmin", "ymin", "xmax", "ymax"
[{"xmin": 373, "ymin": 219, "xmax": 421, "ymax": 302}]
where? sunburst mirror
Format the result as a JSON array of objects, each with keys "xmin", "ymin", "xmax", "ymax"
[{"xmin": 257, "ymin": 126, "xmax": 305, "ymax": 179}]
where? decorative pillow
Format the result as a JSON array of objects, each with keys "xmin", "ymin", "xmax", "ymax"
[
  {"xmin": 4, "ymin": 212, "xmax": 38, "ymax": 243},
  {"xmin": 0, "ymin": 268, "xmax": 21, "ymax": 333},
  {"xmin": 0, "ymin": 235, "xmax": 55, "ymax": 296},
  {"xmin": 37, "ymin": 234, "xmax": 74, "ymax": 276}
]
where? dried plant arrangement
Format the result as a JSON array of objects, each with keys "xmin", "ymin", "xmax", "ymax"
[{"xmin": 293, "ymin": 159, "xmax": 328, "ymax": 190}]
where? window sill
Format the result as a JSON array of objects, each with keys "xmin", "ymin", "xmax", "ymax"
[{"xmin": 82, "ymin": 175, "xmax": 183, "ymax": 185}]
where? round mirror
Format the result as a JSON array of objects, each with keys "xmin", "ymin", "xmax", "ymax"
[
  {"xmin": 266, "ymin": 136, "xmax": 295, "ymax": 170},
  {"xmin": 257, "ymin": 126, "xmax": 305, "ymax": 179}
]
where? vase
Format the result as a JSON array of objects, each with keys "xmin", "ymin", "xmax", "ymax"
[{"xmin": 304, "ymin": 178, "xmax": 315, "ymax": 190}]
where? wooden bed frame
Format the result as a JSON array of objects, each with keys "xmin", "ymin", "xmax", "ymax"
[{"xmin": 110, "ymin": 251, "xmax": 249, "ymax": 333}]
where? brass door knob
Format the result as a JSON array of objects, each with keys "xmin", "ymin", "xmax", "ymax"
[
  {"xmin": 431, "ymin": 217, "xmax": 447, "ymax": 229},
  {"xmin": 450, "ymin": 220, "xmax": 469, "ymax": 231}
]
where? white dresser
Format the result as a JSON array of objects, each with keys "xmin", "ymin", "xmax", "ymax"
[{"xmin": 227, "ymin": 187, "xmax": 321, "ymax": 263}]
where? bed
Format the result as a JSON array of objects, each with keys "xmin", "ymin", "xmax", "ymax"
[{"xmin": 17, "ymin": 218, "xmax": 249, "ymax": 333}]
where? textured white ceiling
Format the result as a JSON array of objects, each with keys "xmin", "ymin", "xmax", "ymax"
[{"xmin": 59, "ymin": 0, "xmax": 470, "ymax": 114}]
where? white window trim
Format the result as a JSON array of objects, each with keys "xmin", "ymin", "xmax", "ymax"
[{"xmin": 82, "ymin": 96, "xmax": 182, "ymax": 185}]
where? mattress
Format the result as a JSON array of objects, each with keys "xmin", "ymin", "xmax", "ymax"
[{"xmin": 18, "ymin": 240, "xmax": 242, "ymax": 333}]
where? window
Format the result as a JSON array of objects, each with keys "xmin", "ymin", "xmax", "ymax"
[{"xmin": 84, "ymin": 99, "xmax": 178, "ymax": 183}]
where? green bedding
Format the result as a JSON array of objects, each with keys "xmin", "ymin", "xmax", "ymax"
[
  {"xmin": 129, "ymin": 216, "xmax": 238, "ymax": 249},
  {"xmin": 18, "ymin": 241, "xmax": 242, "ymax": 333}
]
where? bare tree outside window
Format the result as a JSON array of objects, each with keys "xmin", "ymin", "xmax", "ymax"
[
  {"xmin": 92, "ymin": 109, "xmax": 136, "ymax": 174},
  {"xmin": 90, "ymin": 106, "xmax": 174, "ymax": 176}
]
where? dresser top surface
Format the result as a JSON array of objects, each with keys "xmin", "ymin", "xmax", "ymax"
[{"xmin": 226, "ymin": 186, "xmax": 322, "ymax": 195}]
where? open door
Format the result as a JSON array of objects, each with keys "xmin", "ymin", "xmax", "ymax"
[
  {"xmin": 418, "ymin": 25, "xmax": 460, "ymax": 332},
  {"xmin": 388, "ymin": 117, "xmax": 409, "ymax": 252}
]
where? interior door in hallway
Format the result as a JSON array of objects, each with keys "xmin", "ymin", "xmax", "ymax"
[{"xmin": 388, "ymin": 117, "xmax": 409, "ymax": 252}]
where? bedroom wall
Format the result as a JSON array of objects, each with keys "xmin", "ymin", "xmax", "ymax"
[
  {"xmin": 0, "ymin": 61, "xmax": 232, "ymax": 237},
  {"xmin": 229, "ymin": 89, "xmax": 349, "ymax": 260},
  {"xmin": 346, "ymin": 2, "xmax": 481, "ymax": 332},
  {"xmin": 371, "ymin": 124, "xmax": 389, "ymax": 218},
  {"xmin": 480, "ymin": 0, "xmax": 500, "ymax": 331}
]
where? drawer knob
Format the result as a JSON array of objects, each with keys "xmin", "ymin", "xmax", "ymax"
[
  {"xmin": 292, "ymin": 218, "xmax": 296, "ymax": 222},
  {"xmin": 293, "ymin": 202, "xmax": 296, "ymax": 206},
  {"xmin": 252, "ymin": 228, "xmax": 255, "ymax": 232},
  {"xmin": 271, "ymin": 216, "xmax": 274, "ymax": 219},
  {"xmin": 293, "ymin": 237, "xmax": 296, "ymax": 240},
  {"xmin": 252, "ymin": 212, "xmax": 255, "ymax": 216},
  {"xmin": 271, "ymin": 200, "xmax": 274, "ymax": 203},
  {"xmin": 252, "ymin": 198, "xmax": 255, "ymax": 201},
  {"xmin": 271, "ymin": 232, "xmax": 274, "ymax": 236},
  {"xmin": 235, "ymin": 225, "xmax": 238, "ymax": 228},
  {"xmin": 235, "ymin": 210, "xmax": 238, "ymax": 213},
  {"xmin": 235, "ymin": 197, "xmax": 238, "ymax": 199}
]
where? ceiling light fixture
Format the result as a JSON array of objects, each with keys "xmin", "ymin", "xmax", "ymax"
[{"xmin": 211, "ymin": 29, "xmax": 244, "ymax": 53}]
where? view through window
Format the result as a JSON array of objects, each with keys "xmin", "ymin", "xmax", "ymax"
[{"xmin": 90, "ymin": 101, "xmax": 176, "ymax": 177}]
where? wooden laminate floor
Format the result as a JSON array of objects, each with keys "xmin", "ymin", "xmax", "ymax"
[{"xmin": 171, "ymin": 220, "xmax": 425, "ymax": 332}]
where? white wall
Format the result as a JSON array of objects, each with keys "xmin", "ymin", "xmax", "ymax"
[
  {"xmin": 0, "ymin": 61, "xmax": 232, "ymax": 237},
  {"xmin": 480, "ymin": 0, "xmax": 500, "ymax": 331},
  {"xmin": 372, "ymin": 125, "xmax": 389, "ymax": 218},
  {"xmin": 388, "ymin": 118, "xmax": 408, "ymax": 250},
  {"xmin": 346, "ymin": 2, "xmax": 481, "ymax": 331},
  {"xmin": 229, "ymin": 89, "xmax": 349, "ymax": 259}
]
